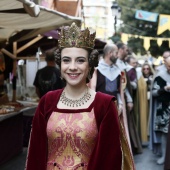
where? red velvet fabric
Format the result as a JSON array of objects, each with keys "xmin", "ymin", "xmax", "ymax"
[
  {"xmin": 127, "ymin": 68, "xmax": 137, "ymax": 82},
  {"xmin": 26, "ymin": 89, "xmax": 122, "ymax": 170}
]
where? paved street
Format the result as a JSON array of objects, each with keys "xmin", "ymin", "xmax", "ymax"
[
  {"xmin": 0, "ymin": 146, "xmax": 164, "ymax": 170},
  {"xmin": 134, "ymin": 147, "xmax": 164, "ymax": 170}
]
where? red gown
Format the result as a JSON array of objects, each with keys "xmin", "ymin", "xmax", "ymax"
[{"xmin": 25, "ymin": 89, "xmax": 122, "ymax": 170}]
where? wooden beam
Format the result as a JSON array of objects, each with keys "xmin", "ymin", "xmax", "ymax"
[
  {"xmin": 1, "ymin": 48, "xmax": 16, "ymax": 59},
  {"xmin": 75, "ymin": 0, "xmax": 82, "ymax": 17},
  {"xmin": 16, "ymin": 35, "xmax": 43, "ymax": 54},
  {"xmin": 16, "ymin": 56, "xmax": 45, "ymax": 60},
  {"xmin": 12, "ymin": 42, "xmax": 17, "ymax": 102},
  {"xmin": 13, "ymin": 42, "xmax": 17, "ymax": 57},
  {"xmin": 13, "ymin": 42, "xmax": 17, "ymax": 75}
]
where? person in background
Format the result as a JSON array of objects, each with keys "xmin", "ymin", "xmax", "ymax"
[
  {"xmin": 125, "ymin": 55, "xmax": 144, "ymax": 153},
  {"xmin": 116, "ymin": 42, "xmax": 133, "ymax": 113},
  {"xmin": 25, "ymin": 23, "xmax": 135, "ymax": 170},
  {"xmin": 33, "ymin": 49, "xmax": 64, "ymax": 98},
  {"xmin": 164, "ymin": 59, "xmax": 170, "ymax": 169},
  {"xmin": 89, "ymin": 44, "xmax": 123, "ymax": 112},
  {"xmin": 142, "ymin": 62, "xmax": 154, "ymax": 92},
  {"xmin": 156, "ymin": 51, "xmax": 170, "ymax": 72},
  {"xmin": 116, "ymin": 42, "xmax": 134, "ymax": 153},
  {"xmin": 125, "ymin": 56, "xmax": 138, "ymax": 90},
  {"xmin": 149, "ymin": 57, "xmax": 170, "ymax": 166},
  {"xmin": 140, "ymin": 63, "xmax": 154, "ymax": 146},
  {"xmin": 89, "ymin": 43, "xmax": 135, "ymax": 156}
]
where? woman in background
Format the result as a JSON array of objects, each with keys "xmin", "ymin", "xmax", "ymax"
[{"xmin": 142, "ymin": 63, "xmax": 154, "ymax": 97}]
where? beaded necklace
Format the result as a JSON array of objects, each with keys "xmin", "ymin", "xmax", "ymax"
[{"xmin": 60, "ymin": 89, "xmax": 91, "ymax": 107}]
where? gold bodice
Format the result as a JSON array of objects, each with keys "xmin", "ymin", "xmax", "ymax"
[{"xmin": 46, "ymin": 109, "xmax": 98, "ymax": 170}]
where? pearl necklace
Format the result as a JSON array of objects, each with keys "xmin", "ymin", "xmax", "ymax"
[{"xmin": 60, "ymin": 89, "xmax": 91, "ymax": 107}]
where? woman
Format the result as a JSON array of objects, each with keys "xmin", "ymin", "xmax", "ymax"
[
  {"xmin": 142, "ymin": 63, "xmax": 154, "ymax": 96},
  {"xmin": 25, "ymin": 23, "xmax": 134, "ymax": 170}
]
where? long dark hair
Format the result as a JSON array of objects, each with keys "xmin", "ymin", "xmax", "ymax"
[{"xmin": 142, "ymin": 63, "xmax": 154, "ymax": 77}]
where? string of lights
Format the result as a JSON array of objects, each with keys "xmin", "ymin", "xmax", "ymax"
[{"xmin": 121, "ymin": 23, "xmax": 146, "ymax": 33}]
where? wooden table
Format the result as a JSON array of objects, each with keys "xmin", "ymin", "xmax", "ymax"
[{"xmin": 0, "ymin": 105, "xmax": 37, "ymax": 165}]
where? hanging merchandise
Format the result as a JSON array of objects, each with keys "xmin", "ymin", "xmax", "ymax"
[{"xmin": 0, "ymin": 52, "xmax": 5, "ymax": 72}]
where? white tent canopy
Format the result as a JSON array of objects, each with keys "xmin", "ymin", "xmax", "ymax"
[{"xmin": 0, "ymin": 0, "xmax": 82, "ymax": 43}]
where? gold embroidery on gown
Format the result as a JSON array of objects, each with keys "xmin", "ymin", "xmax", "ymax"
[{"xmin": 46, "ymin": 109, "xmax": 98, "ymax": 170}]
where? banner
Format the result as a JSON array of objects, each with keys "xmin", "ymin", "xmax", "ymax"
[
  {"xmin": 121, "ymin": 33, "xmax": 128, "ymax": 44},
  {"xmin": 121, "ymin": 33, "xmax": 170, "ymax": 50},
  {"xmin": 157, "ymin": 14, "xmax": 170, "ymax": 35},
  {"xmin": 135, "ymin": 10, "xmax": 158, "ymax": 22},
  {"xmin": 143, "ymin": 37, "xmax": 151, "ymax": 50}
]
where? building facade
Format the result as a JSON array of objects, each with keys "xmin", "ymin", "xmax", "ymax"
[
  {"xmin": 36, "ymin": 0, "xmax": 115, "ymax": 41},
  {"xmin": 83, "ymin": 0, "xmax": 115, "ymax": 41}
]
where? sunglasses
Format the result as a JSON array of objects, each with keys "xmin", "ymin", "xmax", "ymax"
[{"xmin": 143, "ymin": 68, "xmax": 149, "ymax": 70}]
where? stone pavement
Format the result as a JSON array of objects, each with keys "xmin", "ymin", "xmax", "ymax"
[{"xmin": 134, "ymin": 147, "xmax": 164, "ymax": 170}]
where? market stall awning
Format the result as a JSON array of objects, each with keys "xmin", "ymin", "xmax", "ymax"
[{"xmin": 0, "ymin": 0, "xmax": 82, "ymax": 43}]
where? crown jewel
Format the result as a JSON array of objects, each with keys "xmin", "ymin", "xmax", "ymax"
[{"xmin": 58, "ymin": 22, "xmax": 96, "ymax": 50}]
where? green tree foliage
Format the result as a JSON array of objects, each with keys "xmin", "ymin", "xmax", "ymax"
[
  {"xmin": 109, "ymin": 32, "xmax": 121, "ymax": 44},
  {"xmin": 116, "ymin": 0, "xmax": 170, "ymax": 57}
]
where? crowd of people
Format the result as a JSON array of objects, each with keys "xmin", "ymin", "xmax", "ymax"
[
  {"xmin": 27, "ymin": 22, "xmax": 170, "ymax": 170},
  {"xmin": 93, "ymin": 44, "xmax": 170, "ymax": 169}
]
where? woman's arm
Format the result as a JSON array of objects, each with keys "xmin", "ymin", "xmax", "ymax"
[{"xmin": 88, "ymin": 100, "xmax": 122, "ymax": 170}]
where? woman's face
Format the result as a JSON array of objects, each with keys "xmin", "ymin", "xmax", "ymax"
[
  {"xmin": 142, "ymin": 65, "xmax": 150, "ymax": 75},
  {"xmin": 61, "ymin": 47, "xmax": 89, "ymax": 87}
]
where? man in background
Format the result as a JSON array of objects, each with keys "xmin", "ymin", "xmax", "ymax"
[
  {"xmin": 125, "ymin": 55, "xmax": 144, "ymax": 153},
  {"xmin": 89, "ymin": 43, "xmax": 134, "ymax": 157},
  {"xmin": 150, "ymin": 57, "xmax": 170, "ymax": 166},
  {"xmin": 125, "ymin": 56, "xmax": 138, "ymax": 90},
  {"xmin": 89, "ymin": 44, "xmax": 122, "ymax": 110},
  {"xmin": 156, "ymin": 51, "xmax": 170, "ymax": 72},
  {"xmin": 33, "ymin": 49, "xmax": 63, "ymax": 98},
  {"xmin": 116, "ymin": 42, "xmax": 133, "ymax": 113}
]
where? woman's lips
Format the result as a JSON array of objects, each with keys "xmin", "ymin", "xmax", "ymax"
[{"xmin": 67, "ymin": 73, "xmax": 80, "ymax": 79}]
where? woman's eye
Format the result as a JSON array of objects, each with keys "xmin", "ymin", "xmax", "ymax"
[
  {"xmin": 62, "ymin": 58, "xmax": 70, "ymax": 63},
  {"xmin": 77, "ymin": 58, "xmax": 86, "ymax": 64}
]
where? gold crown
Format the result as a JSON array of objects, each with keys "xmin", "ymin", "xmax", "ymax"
[{"xmin": 58, "ymin": 22, "xmax": 96, "ymax": 50}]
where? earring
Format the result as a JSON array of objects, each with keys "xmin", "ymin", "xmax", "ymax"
[{"xmin": 87, "ymin": 71, "xmax": 91, "ymax": 81}]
